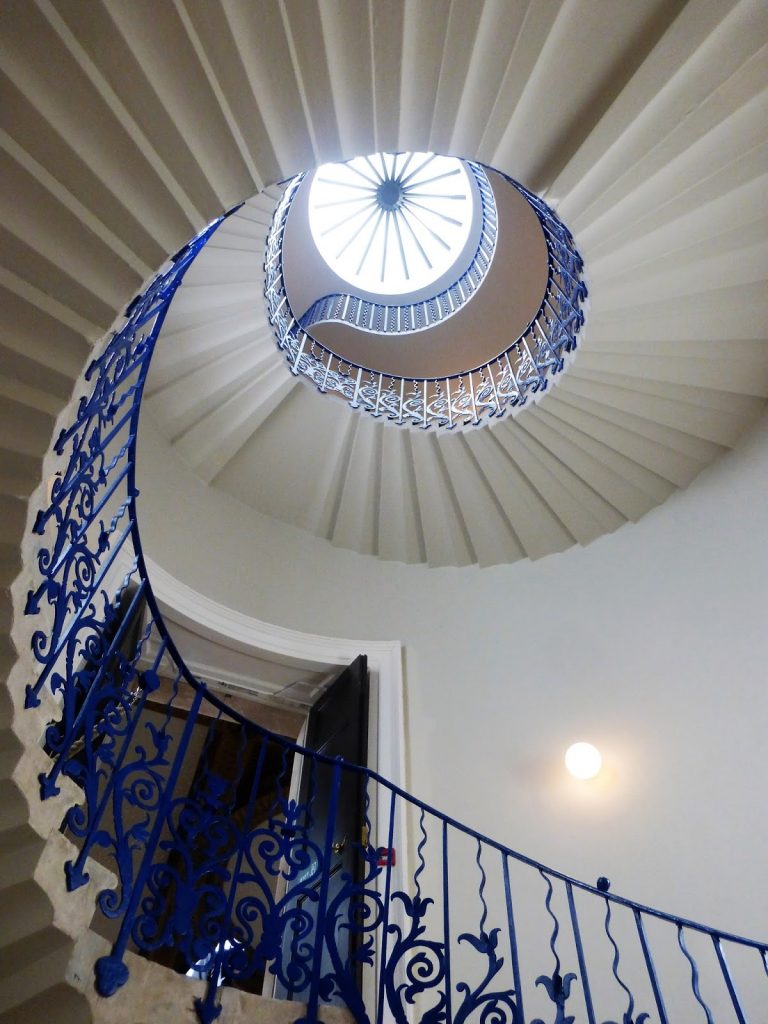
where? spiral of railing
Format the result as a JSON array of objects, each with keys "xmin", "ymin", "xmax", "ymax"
[
  {"xmin": 23, "ymin": 210, "xmax": 767, "ymax": 1024},
  {"xmin": 298, "ymin": 161, "xmax": 499, "ymax": 336},
  {"xmin": 265, "ymin": 168, "xmax": 587, "ymax": 431}
]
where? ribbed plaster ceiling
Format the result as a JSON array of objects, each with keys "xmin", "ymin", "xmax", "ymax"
[{"xmin": 2, "ymin": 0, "xmax": 767, "ymax": 567}]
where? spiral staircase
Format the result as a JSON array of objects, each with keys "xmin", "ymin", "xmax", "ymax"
[{"xmin": 1, "ymin": 1, "xmax": 768, "ymax": 1020}]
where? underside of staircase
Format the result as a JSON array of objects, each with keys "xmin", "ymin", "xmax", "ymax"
[
  {"xmin": 146, "ymin": 176, "xmax": 768, "ymax": 566},
  {"xmin": 0, "ymin": 0, "xmax": 767, "ymax": 1018}
]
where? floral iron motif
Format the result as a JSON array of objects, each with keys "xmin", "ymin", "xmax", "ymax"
[{"xmin": 22, "ymin": 199, "xmax": 768, "ymax": 1024}]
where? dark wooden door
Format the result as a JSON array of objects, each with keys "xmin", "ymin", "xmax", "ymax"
[{"xmin": 278, "ymin": 654, "xmax": 369, "ymax": 1003}]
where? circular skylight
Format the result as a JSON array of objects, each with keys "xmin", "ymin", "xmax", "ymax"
[{"xmin": 307, "ymin": 152, "xmax": 474, "ymax": 296}]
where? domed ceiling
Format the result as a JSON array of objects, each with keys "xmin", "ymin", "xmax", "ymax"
[{"xmin": 123, "ymin": 0, "xmax": 768, "ymax": 568}]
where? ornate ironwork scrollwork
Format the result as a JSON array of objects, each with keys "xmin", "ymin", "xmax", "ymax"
[{"xmin": 22, "ymin": 192, "xmax": 768, "ymax": 1024}]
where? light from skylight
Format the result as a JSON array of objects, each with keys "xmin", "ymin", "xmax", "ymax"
[{"xmin": 308, "ymin": 152, "xmax": 474, "ymax": 297}]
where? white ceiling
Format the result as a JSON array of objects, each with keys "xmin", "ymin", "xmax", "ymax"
[{"xmin": 2, "ymin": 0, "xmax": 767, "ymax": 571}]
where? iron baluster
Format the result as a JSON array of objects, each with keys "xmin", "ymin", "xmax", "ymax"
[
  {"xmin": 712, "ymin": 936, "xmax": 748, "ymax": 1024},
  {"xmin": 542, "ymin": 295, "xmax": 574, "ymax": 349},
  {"xmin": 533, "ymin": 317, "xmax": 561, "ymax": 370},
  {"xmin": 502, "ymin": 853, "xmax": 526, "ymax": 1024},
  {"xmin": 531, "ymin": 870, "xmax": 577, "ymax": 1024},
  {"xmin": 291, "ymin": 333, "xmax": 307, "ymax": 374},
  {"xmin": 633, "ymin": 911, "xmax": 668, "ymax": 1024},
  {"xmin": 320, "ymin": 349, "xmax": 333, "ymax": 392},
  {"xmin": 375, "ymin": 803, "xmax": 446, "ymax": 1023},
  {"xmin": 351, "ymin": 366, "xmax": 363, "ymax": 408},
  {"xmin": 546, "ymin": 267, "xmax": 582, "ymax": 320},
  {"xmin": 257, "ymin": 747, "xmax": 324, "ymax": 999},
  {"xmin": 521, "ymin": 335, "xmax": 545, "ymax": 391},
  {"xmin": 488, "ymin": 362, "xmax": 501, "ymax": 416},
  {"xmin": 93, "ymin": 685, "xmax": 205, "ymax": 998},
  {"xmin": 194, "ymin": 728, "xmax": 269, "ymax": 1024},
  {"xmin": 43, "ymin": 456, "xmax": 133, "ymax": 573},
  {"xmin": 677, "ymin": 925, "xmax": 715, "ymax": 1024},
  {"xmin": 25, "ymin": 515, "xmax": 135, "ymax": 707},
  {"xmin": 63, "ymin": 625, "xmax": 166, "ymax": 893},
  {"xmin": 298, "ymin": 758, "xmax": 343, "ymax": 1024},
  {"xmin": 37, "ymin": 576, "xmax": 147, "ymax": 798},
  {"xmin": 375, "ymin": 788, "xmax": 398, "ymax": 1024},
  {"xmin": 566, "ymin": 881, "xmax": 596, "ymax": 1024},
  {"xmin": 453, "ymin": 840, "xmax": 518, "ymax": 1024},
  {"xmin": 504, "ymin": 350, "xmax": 521, "ymax": 402},
  {"xmin": 468, "ymin": 372, "xmax": 479, "ymax": 425},
  {"xmin": 272, "ymin": 292, "xmax": 288, "ymax": 318},
  {"xmin": 600, "ymin": 890, "xmax": 648, "ymax": 1024},
  {"xmin": 130, "ymin": 687, "xmax": 229, "ymax": 960},
  {"xmin": 442, "ymin": 819, "xmax": 453, "ymax": 1024},
  {"xmin": 33, "ymin": 410, "xmax": 134, "ymax": 536}
]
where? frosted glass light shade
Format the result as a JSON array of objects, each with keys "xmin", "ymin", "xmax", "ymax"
[{"xmin": 565, "ymin": 742, "xmax": 602, "ymax": 780}]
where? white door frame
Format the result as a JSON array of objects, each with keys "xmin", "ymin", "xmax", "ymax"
[
  {"xmin": 144, "ymin": 557, "xmax": 406, "ymax": 795},
  {"xmin": 144, "ymin": 558, "xmax": 411, "ymax": 1015}
]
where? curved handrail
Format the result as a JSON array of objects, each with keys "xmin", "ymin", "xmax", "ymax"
[
  {"xmin": 265, "ymin": 165, "xmax": 587, "ymax": 430},
  {"xmin": 24, "ymin": 208, "xmax": 766, "ymax": 1024},
  {"xmin": 298, "ymin": 160, "xmax": 498, "ymax": 335},
  {"xmin": 154, "ymin": 669, "xmax": 767, "ymax": 951}
]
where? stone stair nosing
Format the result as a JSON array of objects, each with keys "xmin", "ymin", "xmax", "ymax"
[{"xmin": 0, "ymin": 983, "xmax": 92, "ymax": 1024}]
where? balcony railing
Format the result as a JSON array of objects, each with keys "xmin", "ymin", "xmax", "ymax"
[
  {"xmin": 24, "ymin": 211, "xmax": 767, "ymax": 1024},
  {"xmin": 265, "ymin": 167, "xmax": 587, "ymax": 431},
  {"xmin": 298, "ymin": 160, "xmax": 499, "ymax": 336}
]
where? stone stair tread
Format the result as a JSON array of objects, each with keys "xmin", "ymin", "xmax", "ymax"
[
  {"xmin": 0, "ymin": 928, "xmax": 73, "ymax": 1015},
  {"xmin": 0, "ymin": 982, "xmax": 89, "ymax": 1024},
  {"xmin": 0, "ymin": 879, "xmax": 53, "ymax": 949},
  {"xmin": 0, "ymin": 726, "xmax": 23, "ymax": 779},
  {"xmin": 0, "ymin": 824, "xmax": 44, "ymax": 889}
]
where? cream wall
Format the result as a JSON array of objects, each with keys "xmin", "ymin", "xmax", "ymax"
[{"xmin": 137, "ymin": 409, "xmax": 768, "ymax": 942}]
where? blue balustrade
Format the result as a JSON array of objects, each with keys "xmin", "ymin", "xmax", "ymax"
[{"xmin": 24, "ymin": 209, "xmax": 767, "ymax": 1023}]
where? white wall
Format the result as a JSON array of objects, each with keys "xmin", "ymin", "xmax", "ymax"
[{"xmin": 137, "ymin": 410, "xmax": 768, "ymax": 943}]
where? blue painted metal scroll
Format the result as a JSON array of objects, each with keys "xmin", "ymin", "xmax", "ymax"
[{"xmin": 24, "ymin": 206, "xmax": 768, "ymax": 1024}]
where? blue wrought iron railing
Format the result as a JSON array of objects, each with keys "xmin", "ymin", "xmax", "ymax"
[
  {"xmin": 24, "ymin": 210, "xmax": 767, "ymax": 1024},
  {"xmin": 265, "ymin": 167, "xmax": 587, "ymax": 430}
]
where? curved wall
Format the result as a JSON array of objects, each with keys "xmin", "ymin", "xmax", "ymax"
[{"xmin": 137, "ymin": 411, "xmax": 768, "ymax": 942}]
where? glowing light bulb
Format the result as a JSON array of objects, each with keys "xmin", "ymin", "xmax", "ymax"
[{"xmin": 565, "ymin": 742, "xmax": 602, "ymax": 780}]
